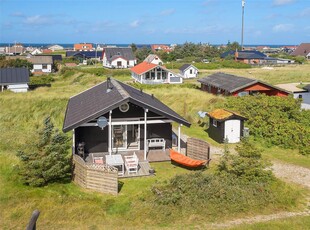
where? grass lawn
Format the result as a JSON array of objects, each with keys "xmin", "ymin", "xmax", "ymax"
[
  {"xmin": 0, "ymin": 65, "xmax": 309, "ymax": 229},
  {"xmin": 231, "ymin": 215, "xmax": 310, "ymax": 230}
]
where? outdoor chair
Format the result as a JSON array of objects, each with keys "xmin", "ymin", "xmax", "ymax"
[{"xmin": 124, "ymin": 152, "xmax": 139, "ymax": 174}]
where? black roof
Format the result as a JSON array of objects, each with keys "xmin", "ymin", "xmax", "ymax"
[
  {"xmin": 0, "ymin": 68, "xmax": 29, "ymax": 84},
  {"xmin": 198, "ymin": 72, "xmax": 256, "ymax": 93},
  {"xmin": 51, "ymin": 55, "xmax": 63, "ymax": 62},
  {"xmin": 179, "ymin": 64, "xmax": 198, "ymax": 72},
  {"xmin": 198, "ymin": 72, "xmax": 290, "ymax": 94},
  {"xmin": 63, "ymin": 78, "xmax": 190, "ymax": 132},
  {"xmin": 66, "ymin": 51, "xmax": 103, "ymax": 58},
  {"xmin": 104, "ymin": 47, "xmax": 135, "ymax": 62},
  {"xmin": 221, "ymin": 50, "xmax": 267, "ymax": 59}
]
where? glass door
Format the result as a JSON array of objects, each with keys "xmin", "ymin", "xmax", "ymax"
[{"xmin": 113, "ymin": 125, "xmax": 127, "ymax": 149}]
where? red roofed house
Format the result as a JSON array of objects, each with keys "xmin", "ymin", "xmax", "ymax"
[
  {"xmin": 291, "ymin": 43, "xmax": 310, "ymax": 60},
  {"xmin": 151, "ymin": 44, "xmax": 173, "ymax": 53},
  {"xmin": 74, "ymin": 43, "xmax": 93, "ymax": 51},
  {"xmin": 131, "ymin": 62, "xmax": 182, "ymax": 84}
]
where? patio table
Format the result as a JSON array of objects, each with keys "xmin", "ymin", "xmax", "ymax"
[{"xmin": 105, "ymin": 154, "xmax": 124, "ymax": 176}]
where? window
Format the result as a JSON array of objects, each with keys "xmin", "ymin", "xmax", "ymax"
[
  {"xmin": 117, "ymin": 61, "xmax": 122, "ymax": 67},
  {"xmin": 190, "ymin": 69, "xmax": 192, "ymax": 74},
  {"xmin": 212, "ymin": 119, "xmax": 218, "ymax": 127},
  {"xmin": 42, "ymin": 64, "xmax": 47, "ymax": 69}
]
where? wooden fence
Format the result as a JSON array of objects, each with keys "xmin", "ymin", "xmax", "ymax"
[
  {"xmin": 72, "ymin": 155, "xmax": 119, "ymax": 195},
  {"xmin": 186, "ymin": 137, "xmax": 210, "ymax": 163}
]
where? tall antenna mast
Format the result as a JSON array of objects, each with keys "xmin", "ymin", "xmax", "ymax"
[{"xmin": 241, "ymin": 0, "xmax": 245, "ymax": 50}]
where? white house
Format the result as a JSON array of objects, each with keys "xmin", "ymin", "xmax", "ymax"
[
  {"xmin": 143, "ymin": 54, "xmax": 163, "ymax": 65},
  {"xmin": 31, "ymin": 48, "xmax": 43, "ymax": 55},
  {"xmin": 131, "ymin": 62, "xmax": 182, "ymax": 84},
  {"xmin": 48, "ymin": 44, "xmax": 64, "ymax": 51},
  {"xmin": 0, "ymin": 68, "xmax": 29, "ymax": 93},
  {"xmin": 28, "ymin": 56, "xmax": 53, "ymax": 74},
  {"xmin": 179, "ymin": 64, "xmax": 199, "ymax": 78},
  {"xmin": 102, "ymin": 47, "xmax": 136, "ymax": 68}
]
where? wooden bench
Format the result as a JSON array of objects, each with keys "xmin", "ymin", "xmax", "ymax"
[{"xmin": 147, "ymin": 138, "xmax": 166, "ymax": 152}]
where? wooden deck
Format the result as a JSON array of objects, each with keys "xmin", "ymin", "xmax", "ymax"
[{"xmin": 84, "ymin": 149, "xmax": 171, "ymax": 178}]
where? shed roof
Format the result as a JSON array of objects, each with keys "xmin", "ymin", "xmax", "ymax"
[
  {"xmin": 104, "ymin": 47, "xmax": 135, "ymax": 62},
  {"xmin": 198, "ymin": 72, "xmax": 290, "ymax": 94},
  {"xmin": 63, "ymin": 78, "xmax": 190, "ymax": 132},
  {"xmin": 207, "ymin": 109, "xmax": 247, "ymax": 121},
  {"xmin": 0, "ymin": 68, "xmax": 29, "ymax": 84},
  {"xmin": 198, "ymin": 72, "xmax": 256, "ymax": 93}
]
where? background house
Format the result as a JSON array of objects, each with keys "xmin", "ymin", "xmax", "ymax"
[
  {"xmin": 6, "ymin": 55, "xmax": 54, "ymax": 74},
  {"xmin": 0, "ymin": 68, "xmax": 29, "ymax": 93},
  {"xmin": 74, "ymin": 43, "xmax": 93, "ymax": 51},
  {"xmin": 291, "ymin": 43, "xmax": 310, "ymax": 59},
  {"xmin": 131, "ymin": 62, "xmax": 182, "ymax": 84},
  {"xmin": 102, "ymin": 47, "xmax": 136, "ymax": 68},
  {"xmin": 221, "ymin": 50, "xmax": 267, "ymax": 64},
  {"xmin": 179, "ymin": 64, "xmax": 199, "ymax": 78},
  {"xmin": 143, "ymin": 54, "xmax": 163, "ymax": 65},
  {"xmin": 151, "ymin": 44, "xmax": 173, "ymax": 53},
  {"xmin": 48, "ymin": 44, "xmax": 64, "ymax": 51},
  {"xmin": 198, "ymin": 72, "xmax": 290, "ymax": 97},
  {"xmin": 5, "ymin": 44, "xmax": 25, "ymax": 55},
  {"xmin": 207, "ymin": 109, "xmax": 248, "ymax": 143},
  {"xmin": 66, "ymin": 51, "xmax": 103, "ymax": 63}
]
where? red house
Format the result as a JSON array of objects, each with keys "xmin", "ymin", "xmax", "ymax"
[{"xmin": 198, "ymin": 72, "xmax": 290, "ymax": 97}]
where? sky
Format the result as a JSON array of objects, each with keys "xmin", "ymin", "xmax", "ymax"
[{"xmin": 0, "ymin": 0, "xmax": 309, "ymax": 45}]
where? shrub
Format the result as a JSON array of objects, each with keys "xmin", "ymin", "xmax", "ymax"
[
  {"xmin": 225, "ymin": 94, "xmax": 310, "ymax": 154},
  {"xmin": 16, "ymin": 117, "xmax": 71, "ymax": 187},
  {"xmin": 217, "ymin": 139, "xmax": 274, "ymax": 182}
]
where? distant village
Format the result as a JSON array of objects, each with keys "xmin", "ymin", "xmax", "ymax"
[{"xmin": 0, "ymin": 42, "xmax": 309, "ymax": 109}]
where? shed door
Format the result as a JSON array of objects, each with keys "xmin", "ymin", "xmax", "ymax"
[{"xmin": 224, "ymin": 120, "xmax": 241, "ymax": 143}]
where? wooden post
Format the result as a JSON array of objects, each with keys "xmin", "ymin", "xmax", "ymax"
[
  {"xmin": 26, "ymin": 209, "xmax": 40, "ymax": 230},
  {"xmin": 109, "ymin": 110, "xmax": 112, "ymax": 155},
  {"xmin": 72, "ymin": 129, "xmax": 75, "ymax": 155},
  {"xmin": 178, "ymin": 124, "xmax": 182, "ymax": 153},
  {"xmin": 144, "ymin": 108, "xmax": 148, "ymax": 160}
]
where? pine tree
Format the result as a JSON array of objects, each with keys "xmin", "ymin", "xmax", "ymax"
[{"xmin": 16, "ymin": 117, "xmax": 71, "ymax": 187}]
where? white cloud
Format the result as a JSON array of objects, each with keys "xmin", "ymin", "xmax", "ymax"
[
  {"xmin": 273, "ymin": 0, "xmax": 295, "ymax": 6},
  {"xmin": 129, "ymin": 20, "xmax": 140, "ymax": 28},
  {"xmin": 272, "ymin": 23, "xmax": 294, "ymax": 32},
  {"xmin": 300, "ymin": 8, "xmax": 310, "ymax": 17},
  {"xmin": 24, "ymin": 15, "xmax": 54, "ymax": 25},
  {"xmin": 160, "ymin": 9, "xmax": 175, "ymax": 16}
]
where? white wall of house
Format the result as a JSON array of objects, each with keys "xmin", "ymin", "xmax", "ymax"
[
  {"xmin": 181, "ymin": 66, "xmax": 198, "ymax": 78},
  {"xmin": 7, "ymin": 84, "xmax": 28, "ymax": 93},
  {"xmin": 224, "ymin": 119, "xmax": 241, "ymax": 143},
  {"xmin": 32, "ymin": 64, "xmax": 52, "ymax": 73},
  {"xmin": 150, "ymin": 56, "xmax": 163, "ymax": 65},
  {"xmin": 132, "ymin": 68, "xmax": 182, "ymax": 84},
  {"xmin": 103, "ymin": 56, "xmax": 136, "ymax": 68}
]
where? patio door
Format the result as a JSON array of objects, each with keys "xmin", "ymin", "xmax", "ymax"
[
  {"xmin": 113, "ymin": 125, "xmax": 127, "ymax": 149},
  {"xmin": 112, "ymin": 124, "xmax": 140, "ymax": 151}
]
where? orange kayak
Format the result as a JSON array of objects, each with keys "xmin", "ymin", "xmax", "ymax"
[{"xmin": 169, "ymin": 149, "xmax": 207, "ymax": 168}]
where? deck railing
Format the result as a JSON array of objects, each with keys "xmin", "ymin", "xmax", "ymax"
[{"xmin": 72, "ymin": 154, "xmax": 119, "ymax": 195}]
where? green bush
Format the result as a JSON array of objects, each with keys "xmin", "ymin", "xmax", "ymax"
[
  {"xmin": 29, "ymin": 75, "xmax": 54, "ymax": 85},
  {"xmin": 16, "ymin": 117, "xmax": 71, "ymax": 187},
  {"xmin": 217, "ymin": 139, "xmax": 274, "ymax": 182},
  {"xmin": 225, "ymin": 94, "xmax": 310, "ymax": 154}
]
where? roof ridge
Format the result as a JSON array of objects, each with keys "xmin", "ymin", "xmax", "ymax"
[{"xmin": 111, "ymin": 78, "xmax": 130, "ymax": 99}]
